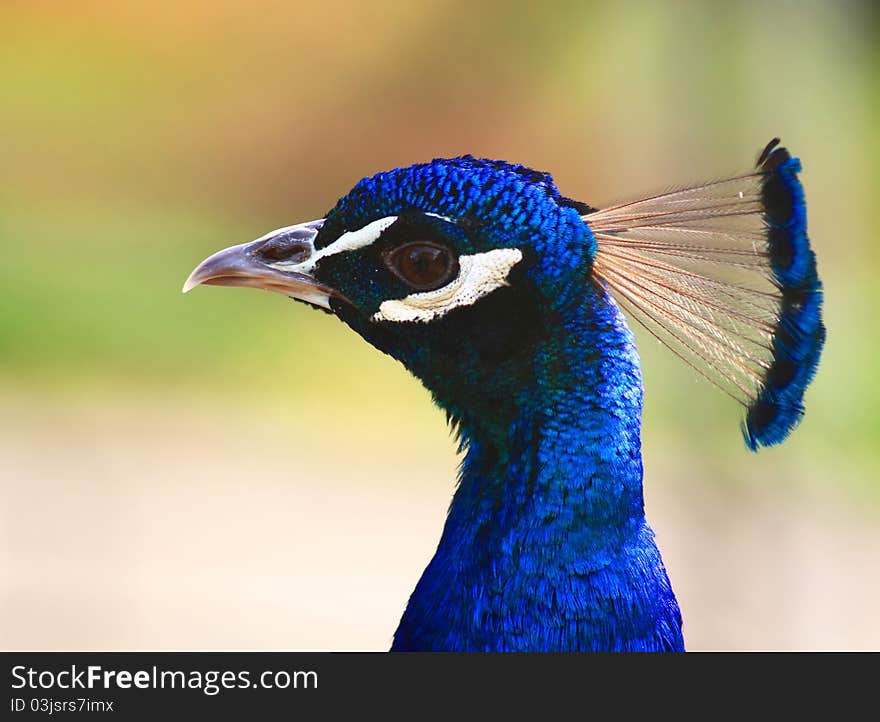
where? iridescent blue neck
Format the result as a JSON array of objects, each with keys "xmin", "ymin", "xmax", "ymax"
[{"xmin": 391, "ymin": 285, "xmax": 684, "ymax": 651}]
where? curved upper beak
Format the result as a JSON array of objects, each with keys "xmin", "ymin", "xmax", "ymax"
[{"xmin": 182, "ymin": 219, "xmax": 336, "ymax": 309}]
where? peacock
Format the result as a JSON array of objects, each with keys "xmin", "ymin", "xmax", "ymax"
[{"xmin": 184, "ymin": 138, "xmax": 824, "ymax": 651}]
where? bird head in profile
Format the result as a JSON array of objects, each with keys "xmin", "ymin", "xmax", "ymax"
[
  {"xmin": 185, "ymin": 141, "xmax": 824, "ymax": 450},
  {"xmin": 184, "ymin": 157, "xmax": 597, "ymax": 432},
  {"xmin": 183, "ymin": 141, "xmax": 825, "ymax": 652}
]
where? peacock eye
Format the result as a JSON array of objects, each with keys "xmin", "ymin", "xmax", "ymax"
[{"xmin": 386, "ymin": 242, "xmax": 458, "ymax": 291}]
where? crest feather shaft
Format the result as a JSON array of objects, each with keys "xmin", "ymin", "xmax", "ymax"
[{"xmin": 585, "ymin": 139, "xmax": 825, "ymax": 449}]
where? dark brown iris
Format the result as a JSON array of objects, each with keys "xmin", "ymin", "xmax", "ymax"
[{"xmin": 387, "ymin": 242, "xmax": 457, "ymax": 291}]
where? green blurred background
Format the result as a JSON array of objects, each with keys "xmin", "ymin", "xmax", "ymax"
[{"xmin": 2, "ymin": 0, "xmax": 878, "ymax": 650}]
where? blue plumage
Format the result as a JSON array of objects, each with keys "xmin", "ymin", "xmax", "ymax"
[
  {"xmin": 391, "ymin": 283, "xmax": 683, "ymax": 651},
  {"xmin": 745, "ymin": 142, "xmax": 825, "ymax": 449},
  {"xmin": 184, "ymin": 138, "xmax": 824, "ymax": 651}
]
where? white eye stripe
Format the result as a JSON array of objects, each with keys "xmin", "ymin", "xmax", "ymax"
[
  {"xmin": 372, "ymin": 248, "xmax": 523, "ymax": 323},
  {"xmin": 267, "ymin": 216, "xmax": 398, "ymax": 274},
  {"xmin": 318, "ymin": 216, "xmax": 398, "ymax": 261},
  {"xmin": 423, "ymin": 212, "xmax": 454, "ymax": 223}
]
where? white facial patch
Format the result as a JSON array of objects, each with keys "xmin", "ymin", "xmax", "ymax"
[
  {"xmin": 266, "ymin": 216, "xmax": 398, "ymax": 275},
  {"xmin": 372, "ymin": 248, "xmax": 523, "ymax": 323}
]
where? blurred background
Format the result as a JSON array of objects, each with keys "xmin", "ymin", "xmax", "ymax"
[{"xmin": 1, "ymin": 0, "xmax": 878, "ymax": 650}]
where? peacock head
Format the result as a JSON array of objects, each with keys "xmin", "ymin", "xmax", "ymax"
[
  {"xmin": 185, "ymin": 140, "xmax": 825, "ymax": 451},
  {"xmin": 184, "ymin": 157, "xmax": 599, "ymax": 432}
]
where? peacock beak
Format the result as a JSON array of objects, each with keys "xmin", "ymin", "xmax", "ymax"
[{"xmin": 182, "ymin": 219, "xmax": 337, "ymax": 309}]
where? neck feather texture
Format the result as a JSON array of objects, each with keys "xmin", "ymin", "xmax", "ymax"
[{"xmin": 391, "ymin": 285, "xmax": 684, "ymax": 651}]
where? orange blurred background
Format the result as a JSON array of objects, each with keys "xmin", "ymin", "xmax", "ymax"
[{"xmin": 1, "ymin": 0, "xmax": 878, "ymax": 650}]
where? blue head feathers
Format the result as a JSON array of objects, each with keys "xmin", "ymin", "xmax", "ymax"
[
  {"xmin": 316, "ymin": 155, "xmax": 596, "ymax": 306},
  {"xmin": 183, "ymin": 138, "xmax": 824, "ymax": 651},
  {"xmin": 744, "ymin": 140, "xmax": 825, "ymax": 449}
]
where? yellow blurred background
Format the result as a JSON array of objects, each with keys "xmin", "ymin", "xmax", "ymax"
[{"xmin": 1, "ymin": 0, "xmax": 878, "ymax": 650}]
